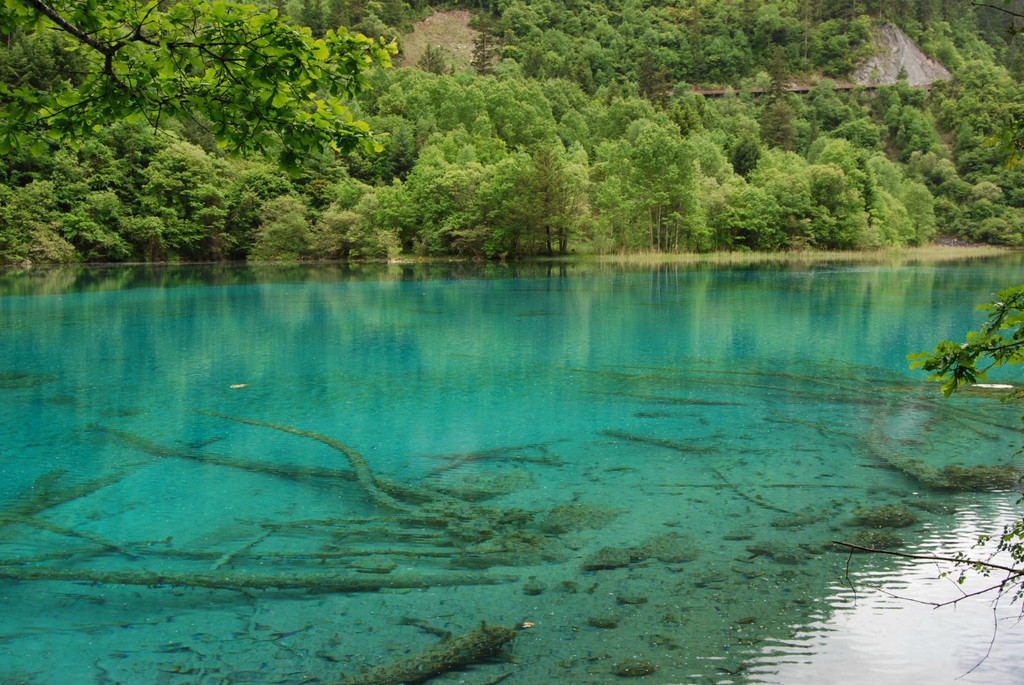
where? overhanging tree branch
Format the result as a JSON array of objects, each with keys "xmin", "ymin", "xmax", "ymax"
[
  {"xmin": 833, "ymin": 541, "xmax": 1024, "ymax": 576},
  {"xmin": 975, "ymin": 2, "xmax": 1024, "ymax": 19},
  {"xmin": 19, "ymin": 0, "xmax": 117, "ymax": 55},
  {"xmin": 0, "ymin": 0, "xmax": 395, "ymax": 161}
]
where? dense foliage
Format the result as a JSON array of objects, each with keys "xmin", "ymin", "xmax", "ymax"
[
  {"xmin": 1, "ymin": 0, "xmax": 1023, "ymax": 263},
  {"xmin": 0, "ymin": 1, "xmax": 394, "ymax": 160}
]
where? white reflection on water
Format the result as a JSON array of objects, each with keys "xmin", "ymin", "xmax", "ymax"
[{"xmin": 750, "ymin": 499, "xmax": 1024, "ymax": 684}]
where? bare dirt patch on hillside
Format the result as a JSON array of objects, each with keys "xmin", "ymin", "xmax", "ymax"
[{"xmin": 399, "ymin": 10, "xmax": 478, "ymax": 72}]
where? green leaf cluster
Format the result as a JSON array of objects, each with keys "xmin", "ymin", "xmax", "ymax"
[
  {"xmin": 911, "ymin": 286, "xmax": 1024, "ymax": 396},
  {"xmin": 0, "ymin": 0, "xmax": 395, "ymax": 161}
]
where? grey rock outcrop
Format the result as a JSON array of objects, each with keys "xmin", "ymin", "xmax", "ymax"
[{"xmin": 852, "ymin": 24, "xmax": 951, "ymax": 87}]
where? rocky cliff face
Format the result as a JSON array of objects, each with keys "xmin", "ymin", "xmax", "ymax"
[{"xmin": 852, "ymin": 24, "xmax": 951, "ymax": 87}]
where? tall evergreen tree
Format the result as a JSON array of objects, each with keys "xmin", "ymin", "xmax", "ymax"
[
  {"xmin": 417, "ymin": 43, "xmax": 449, "ymax": 74},
  {"xmin": 638, "ymin": 51, "xmax": 670, "ymax": 105},
  {"xmin": 761, "ymin": 48, "xmax": 798, "ymax": 150},
  {"xmin": 470, "ymin": 25, "xmax": 500, "ymax": 76}
]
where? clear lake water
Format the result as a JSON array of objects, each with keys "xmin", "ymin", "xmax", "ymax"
[{"xmin": 1, "ymin": 257, "xmax": 1023, "ymax": 684}]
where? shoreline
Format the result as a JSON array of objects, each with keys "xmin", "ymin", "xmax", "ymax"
[{"xmin": 2, "ymin": 243, "xmax": 1016, "ymax": 271}]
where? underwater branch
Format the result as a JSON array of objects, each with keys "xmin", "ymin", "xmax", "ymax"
[{"xmin": 0, "ymin": 565, "xmax": 516, "ymax": 592}]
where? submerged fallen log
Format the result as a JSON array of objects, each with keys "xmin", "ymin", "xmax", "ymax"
[
  {"xmin": 423, "ymin": 440, "xmax": 563, "ymax": 479},
  {"xmin": 98, "ymin": 426, "xmax": 360, "ymax": 485},
  {"xmin": 862, "ymin": 433, "xmax": 1023, "ymax": 492},
  {"xmin": 92, "ymin": 420, "xmax": 551, "ymax": 571},
  {"xmin": 197, "ymin": 412, "xmax": 504, "ymax": 514},
  {"xmin": 101, "ymin": 425, "xmax": 443, "ymax": 508},
  {"xmin": 601, "ymin": 429, "xmax": 720, "ymax": 455},
  {"xmin": 327, "ymin": 623, "xmax": 517, "ymax": 685},
  {"xmin": 0, "ymin": 566, "xmax": 517, "ymax": 593},
  {"xmin": 0, "ymin": 463, "xmax": 150, "ymax": 529},
  {"xmin": 200, "ymin": 412, "xmax": 414, "ymax": 513}
]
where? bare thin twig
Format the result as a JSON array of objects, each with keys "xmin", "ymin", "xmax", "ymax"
[
  {"xmin": 974, "ymin": 2, "xmax": 1024, "ymax": 19},
  {"xmin": 832, "ymin": 540, "xmax": 1024, "ymax": 576}
]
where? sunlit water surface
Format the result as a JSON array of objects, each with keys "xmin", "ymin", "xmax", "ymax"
[{"xmin": 1, "ymin": 258, "xmax": 1023, "ymax": 684}]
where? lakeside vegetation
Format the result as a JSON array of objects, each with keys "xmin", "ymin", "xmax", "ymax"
[
  {"xmin": 2, "ymin": 0, "xmax": 1023, "ymax": 264},
  {"xmin": 1, "ymin": 245, "xmax": 1015, "ymax": 299},
  {"xmin": 579, "ymin": 244, "xmax": 1015, "ymax": 265}
]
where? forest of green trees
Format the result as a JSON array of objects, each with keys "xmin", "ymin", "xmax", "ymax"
[{"xmin": 1, "ymin": 0, "xmax": 1023, "ymax": 264}]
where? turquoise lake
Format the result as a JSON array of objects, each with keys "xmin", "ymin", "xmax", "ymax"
[{"xmin": 1, "ymin": 256, "xmax": 1023, "ymax": 684}]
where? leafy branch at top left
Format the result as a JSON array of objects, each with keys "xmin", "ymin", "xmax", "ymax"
[{"xmin": 0, "ymin": 0, "xmax": 396, "ymax": 165}]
